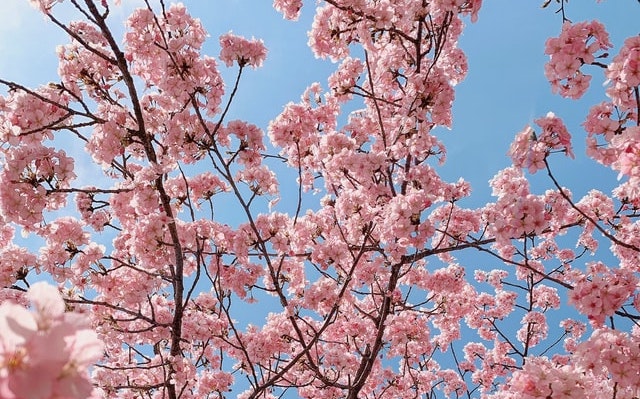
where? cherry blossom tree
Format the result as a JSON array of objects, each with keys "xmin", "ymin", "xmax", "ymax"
[{"xmin": 0, "ymin": 0, "xmax": 639, "ymax": 398}]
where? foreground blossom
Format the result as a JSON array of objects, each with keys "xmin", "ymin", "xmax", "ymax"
[{"xmin": 0, "ymin": 282, "xmax": 102, "ymax": 399}]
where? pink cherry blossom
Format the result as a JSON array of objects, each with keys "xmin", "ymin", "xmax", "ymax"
[
  {"xmin": 544, "ymin": 20, "xmax": 611, "ymax": 99},
  {"xmin": 0, "ymin": 282, "xmax": 102, "ymax": 399},
  {"xmin": 219, "ymin": 32, "xmax": 267, "ymax": 68},
  {"xmin": 606, "ymin": 36, "xmax": 640, "ymax": 109},
  {"xmin": 569, "ymin": 262, "xmax": 638, "ymax": 325},
  {"xmin": 273, "ymin": 0, "xmax": 303, "ymax": 20},
  {"xmin": 508, "ymin": 112, "xmax": 573, "ymax": 173}
]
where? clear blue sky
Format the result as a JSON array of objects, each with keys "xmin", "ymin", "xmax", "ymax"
[{"xmin": 1, "ymin": 0, "xmax": 635, "ymax": 204}]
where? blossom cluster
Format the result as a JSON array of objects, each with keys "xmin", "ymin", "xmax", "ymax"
[
  {"xmin": 575, "ymin": 328, "xmax": 640, "ymax": 395},
  {"xmin": 569, "ymin": 262, "xmax": 638, "ymax": 325},
  {"xmin": 219, "ymin": 32, "xmax": 267, "ymax": 69},
  {"xmin": 0, "ymin": 143, "xmax": 75, "ymax": 228},
  {"xmin": 273, "ymin": 0, "xmax": 303, "ymax": 20},
  {"xmin": 508, "ymin": 112, "xmax": 573, "ymax": 174},
  {"xmin": 493, "ymin": 356, "xmax": 595, "ymax": 399},
  {"xmin": 0, "ymin": 282, "xmax": 102, "ymax": 399},
  {"xmin": 582, "ymin": 36, "xmax": 640, "ymax": 182},
  {"xmin": 605, "ymin": 36, "xmax": 640, "ymax": 110},
  {"xmin": 544, "ymin": 20, "xmax": 611, "ymax": 99}
]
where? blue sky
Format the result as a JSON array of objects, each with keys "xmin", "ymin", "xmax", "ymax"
[{"xmin": 1, "ymin": 0, "xmax": 635, "ymax": 204}]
